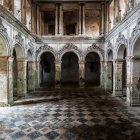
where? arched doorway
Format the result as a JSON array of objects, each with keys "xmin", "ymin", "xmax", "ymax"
[
  {"xmin": 27, "ymin": 50, "xmax": 32, "ymax": 91},
  {"xmin": 85, "ymin": 52, "xmax": 100, "ymax": 86},
  {"xmin": 0, "ymin": 35, "xmax": 8, "ymax": 104},
  {"xmin": 117, "ymin": 44, "xmax": 127, "ymax": 96},
  {"xmin": 107, "ymin": 50, "xmax": 113, "ymax": 90},
  {"xmin": 13, "ymin": 48, "xmax": 18, "ymax": 98},
  {"xmin": 40, "ymin": 52, "xmax": 55, "ymax": 86},
  {"xmin": 61, "ymin": 52, "xmax": 79, "ymax": 86},
  {"xmin": 13, "ymin": 44, "xmax": 23, "ymax": 98},
  {"xmin": 132, "ymin": 37, "xmax": 140, "ymax": 100}
]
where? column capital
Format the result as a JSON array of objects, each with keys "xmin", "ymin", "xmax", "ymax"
[
  {"xmin": 17, "ymin": 58, "xmax": 28, "ymax": 62},
  {"xmin": 125, "ymin": 56, "xmax": 134, "ymax": 62},
  {"xmin": 55, "ymin": 60, "xmax": 62, "ymax": 64},
  {"xmin": 78, "ymin": 60, "xmax": 85, "ymax": 64},
  {"xmin": 112, "ymin": 59, "xmax": 124, "ymax": 63},
  {"xmin": 8, "ymin": 56, "xmax": 14, "ymax": 62}
]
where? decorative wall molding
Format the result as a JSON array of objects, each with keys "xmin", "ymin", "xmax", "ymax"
[
  {"xmin": 0, "ymin": 18, "xmax": 10, "ymax": 55},
  {"xmin": 106, "ymin": 4, "xmax": 140, "ymax": 41},
  {"xmin": 28, "ymin": 40, "xmax": 34, "ymax": 55},
  {"xmin": 107, "ymin": 40, "xmax": 113, "ymax": 49},
  {"xmin": 87, "ymin": 43, "xmax": 105, "ymax": 56},
  {"xmin": 36, "ymin": 44, "xmax": 55, "ymax": 60},
  {"xmin": 129, "ymin": 18, "xmax": 140, "ymax": 50},
  {"xmin": 15, "ymin": 32, "xmax": 24, "ymax": 47},
  {"xmin": 115, "ymin": 32, "xmax": 128, "ymax": 49},
  {"xmin": 58, "ymin": 43, "xmax": 83, "ymax": 60}
]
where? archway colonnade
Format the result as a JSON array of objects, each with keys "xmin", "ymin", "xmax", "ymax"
[
  {"xmin": 36, "ymin": 51, "xmax": 102, "ymax": 89},
  {"xmin": 105, "ymin": 28, "xmax": 140, "ymax": 106}
]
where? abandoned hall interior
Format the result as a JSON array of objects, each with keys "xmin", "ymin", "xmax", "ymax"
[{"xmin": 0, "ymin": 0, "xmax": 140, "ymax": 140}]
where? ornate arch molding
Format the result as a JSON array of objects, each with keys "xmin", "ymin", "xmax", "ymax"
[
  {"xmin": 84, "ymin": 43, "xmax": 104, "ymax": 61},
  {"xmin": 0, "ymin": 18, "xmax": 10, "ymax": 56},
  {"xmin": 36, "ymin": 44, "xmax": 56, "ymax": 61},
  {"xmin": 115, "ymin": 32, "xmax": 128, "ymax": 58},
  {"xmin": 12, "ymin": 32, "xmax": 25, "ymax": 56},
  {"xmin": 106, "ymin": 40, "xmax": 113, "ymax": 59},
  {"xmin": 58, "ymin": 43, "xmax": 83, "ymax": 61},
  {"xmin": 27, "ymin": 40, "xmax": 34, "ymax": 56},
  {"xmin": 129, "ymin": 18, "xmax": 140, "ymax": 55}
]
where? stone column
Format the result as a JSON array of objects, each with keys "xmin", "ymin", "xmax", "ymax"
[
  {"xmin": 125, "ymin": 56, "xmax": 133, "ymax": 104},
  {"xmin": 21, "ymin": 0, "xmax": 26, "ymax": 24},
  {"xmin": 113, "ymin": 59, "xmax": 124, "ymax": 96},
  {"xmin": 127, "ymin": 0, "xmax": 134, "ymax": 11},
  {"xmin": 101, "ymin": 3, "xmax": 105, "ymax": 36},
  {"xmin": 0, "ymin": 0, "xmax": 4, "ymax": 5},
  {"xmin": 0, "ymin": 56, "xmax": 9, "ymax": 105},
  {"xmin": 100, "ymin": 61, "xmax": 107, "ymax": 89},
  {"xmin": 8, "ymin": 57, "xmax": 14, "ymax": 105},
  {"xmin": 37, "ymin": 5, "xmax": 40, "ymax": 35},
  {"xmin": 128, "ymin": 57, "xmax": 140, "ymax": 106},
  {"xmin": 79, "ymin": 61, "xmax": 85, "ymax": 88},
  {"xmin": 105, "ymin": 1, "xmax": 109, "ymax": 34},
  {"xmin": 27, "ymin": 61, "xmax": 35, "ymax": 91},
  {"xmin": 35, "ymin": 61, "xmax": 40, "ymax": 88},
  {"xmin": 79, "ymin": 3, "xmax": 85, "ymax": 36},
  {"xmin": 55, "ymin": 60, "xmax": 61, "ymax": 88},
  {"xmin": 55, "ymin": 3, "xmax": 63, "ymax": 36},
  {"xmin": 59, "ymin": 4, "xmax": 63, "ymax": 35},
  {"xmin": 114, "ymin": 0, "xmax": 119, "ymax": 24},
  {"xmin": 106, "ymin": 61, "xmax": 113, "ymax": 90},
  {"xmin": 31, "ymin": 3, "xmax": 37, "ymax": 34},
  {"xmin": 17, "ymin": 58, "xmax": 27, "ymax": 97}
]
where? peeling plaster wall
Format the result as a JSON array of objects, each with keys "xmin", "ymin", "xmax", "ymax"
[{"xmin": 85, "ymin": 9, "xmax": 100, "ymax": 37}]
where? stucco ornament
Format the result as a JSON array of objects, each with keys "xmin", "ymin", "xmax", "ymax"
[
  {"xmin": 129, "ymin": 18, "xmax": 140, "ymax": 51},
  {"xmin": 15, "ymin": 32, "xmax": 24, "ymax": 46},
  {"xmin": 36, "ymin": 44, "xmax": 55, "ymax": 60},
  {"xmin": 115, "ymin": 32, "xmax": 128, "ymax": 49},
  {"xmin": 0, "ymin": 18, "xmax": 10, "ymax": 55},
  {"xmin": 28, "ymin": 40, "xmax": 34, "ymax": 56},
  {"xmin": 58, "ymin": 43, "xmax": 83, "ymax": 60},
  {"xmin": 87, "ymin": 43, "xmax": 105, "ymax": 57},
  {"xmin": 0, "ymin": 18, "xmax": 8, "ymax": 37}
]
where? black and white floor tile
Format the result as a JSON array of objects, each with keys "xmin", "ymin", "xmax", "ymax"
[{"xmin": 0, "ymin": 88, "xmax": 140, "ymax": 140}]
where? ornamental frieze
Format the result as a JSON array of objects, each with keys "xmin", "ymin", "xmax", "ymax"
[
  {"xmin": 58, "ymin": 43, "xmax": 83, "ymax": 57},
  {"xmin": 36, "ymin": 44, "xmax": 55, "ymax": 56},
  {"xmin": 115, "ymin": 32, "xmax": 128, "ymax": 48},
  {"xmin": 15, "ymin": 32, "xmax": 24, "ymax": 46},
  {"xmin": 129, "ymin": 18, "xmax": 140, "ymax": 47},
  {"xmin": 86, "ymin": 43, "xmax": 105, "ymax": 56}
]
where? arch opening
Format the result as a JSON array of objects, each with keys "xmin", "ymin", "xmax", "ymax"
[
  {"xmin": 85, "ymin": 52, "xmax": 100, "ymax": 86},
  {"xmin": 12, "ymin": 44, "xmax": 23, "ymax": 98},
  {"xmin": 13, "ymin": 48, "xmax": 18, "ymax": 98},
  {"xmin": 61, "ymin": 52, "xmax": 79, "ymax": 87},
  {"xmin": 0, "ymin": 36, "xmax": 8, "ymax": 103},
  {"xmin": 132, "ymin": 36, "xmax": 140, "ymax": 95},
  {"xmin": 27, "ymin": 50, "xmax": 32, "ymax": 91},
  {"xmin": 117, "ymin": 44, "xmax": 127, "ymax": 96},
  {"xmin": 14, "ymin": 44, "xmax": 23, "ymax": 59},
  {"xmin": 108, "ymin": 50, "xmax": 113, "ymax": 90},
  {"xmin": 40, "ymin": 52, "xmax": 55, "ymax": 86}
]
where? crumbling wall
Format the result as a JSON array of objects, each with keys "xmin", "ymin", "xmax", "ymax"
[{"xmin": 85, "ymin": 9, "xmax": 100, "ymax": 37}]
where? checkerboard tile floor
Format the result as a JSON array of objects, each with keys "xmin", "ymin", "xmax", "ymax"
[{"xmin": 0, "ymin": 87, "xmax": 140, "ymax": 140}]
